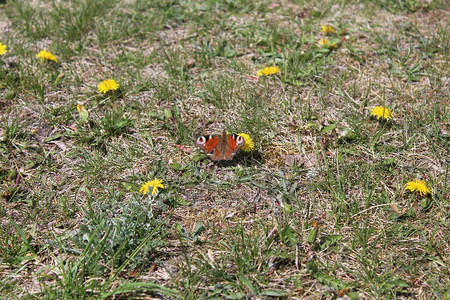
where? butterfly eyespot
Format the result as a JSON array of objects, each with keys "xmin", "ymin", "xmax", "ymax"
[
  {"xmin": 196, "ymin": 136, "xmax": 206, "ymax": 145},
  {"xmin": 236, "ymin": 135, "xmax": 245, "ymax": 144}
]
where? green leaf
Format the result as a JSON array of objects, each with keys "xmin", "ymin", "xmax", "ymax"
[
  {"xmin": 384, "ymin": 158, "xmax": 396, "ymax": 165},
  {"xmin": 118, "ymin": 181, "xmax": 136, "ymax": 192},
  {"xmin": 320, "ymin": 235, "xmax": 343, "ymax": 250},
  {"xmin": 54, "ymin": 72, "xmax": 65, "ymax": 85},
  {"xmin": 148, "ymin": 111, "xmax": 163, "ymax": 119},
  {"xmin": 316, "ymin": 274, "xmax": 344, "ymax": 290},
  {"xmin": 330, "ymin": 38, "xmax": 341, "ymax": 45},
  {"xmin": 237, "ymin": 274, "xmax": 256, "ymax": 294},
  {"xmin": 193, "ymin": 222, "xmax": 206, "ymax": 236},
  {"xmin": 163, "ymin": 108, "xmax": 173, "ymax": 119},
  {"xmin": 280, "ymin": 224, "xmax": 295, "ymax": 244},
  {"xmin": 44, "ymin": 133, "xmax": 63, "ymax": 142},
  {"xmin": 305, "ymin": 261, "xmax": 319, "ymax": 273},
  {"xmin": 10, "ymin": 219, "xmax": 38, "ymax": 258},
  {"xmin": 321, "ymin": 124, "xmax": 337, "ymax": 134},
  {"xmin": 79, "ymin": 110, "xmax": 89, "ymax": 122},
  {"xmin": 315, "ymin": 47, "xmax": 331, "ymax": 53},
  {"xmin": 170, "ymin": 161, "xmax": 182, "ymax": 170},
  {"xmin": 260, "ymin": 289, "xmax": 287, "ymax": 296},
  {"xmin": 420, "ymin": 198, "xmax": 432, "ymax": 209},
  {"xmin": 283, "ymin": 203, "xmax": 292, "ymax": 214},
  {"xmin": 175, "ymin": 223, "xmax": 186, "ymax": 235},
  {"xmin": 224, "ymin": 292, "xmax": 246, "ymax": 299},
  {"xmin": 345, "ymin": 44, "xmax": 356, "ymax": 52},
  {"xmin": 347, "ymin": 291, "xmax": 360, "ymax": 299},
  {"xmin": 192, "ymin": 222, "xmax": 206, "ymax": 243},
  {"xmin": 306, "ymin": 228, "xmax": 319, "ymax": 244},
  {"xmin": 101, "ymin": 282, "xmax": 179, "ymax": 298}
]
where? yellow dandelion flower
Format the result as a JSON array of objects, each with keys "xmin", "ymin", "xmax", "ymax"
[
  {"xmin": 36, "ymin": 50, "xmax": 58, "ymax": 62},
  {"xmin": 318, "ymin": 37, "xmax": 337, "ymax": 49},
  {"xmin": 318, "ymin": 37, "xmax": 330, "ymax": 47},
  {"xmin": 404, "ymin": 179, "xmax": 431, "ymax": 196},
  {"xmin": 370, "ymin": 106, "xmax": 393, "ymax": 120},
  {"xmin": 76, "ymin": 104, "xmax": 86, "ymax": 113},
  {"xmin": 0, "ymin": 43, "xmax": 7, "ymax": 56},
  {"xmin": 238, "ymin": 133, "xmax": 254, "ymax": 152},
  {"xmin": 320, "ymin": 25, "xmax": 335, "ymax": 34},
  {"xmin": 139, "ymin": 178, "xmax": 165, "ymax": 196},
  {"xmin": 256, "ymin": 66, "xmax": 281, "ymax": 77},
  {"xmin": 98, "ymin": 79, "xmax": 119, "ymax": 94}
]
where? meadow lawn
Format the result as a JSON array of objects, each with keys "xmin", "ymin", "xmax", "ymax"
[{"xmin": 0, "ymin": 0, "xmax": 449, "ymax": 298}]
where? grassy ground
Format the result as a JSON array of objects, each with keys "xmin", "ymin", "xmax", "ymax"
[{"xmin": 0, "ymin": 0, "xmax": 449, "ymax": 298}]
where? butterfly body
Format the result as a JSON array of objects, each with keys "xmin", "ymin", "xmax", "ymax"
[{"xmin": 195, "ymin": 130, "xmax": 245, "ymax": 161}]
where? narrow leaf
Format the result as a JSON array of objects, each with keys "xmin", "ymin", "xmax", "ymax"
[
  {"xmin": 321, "ymin": 124, "xmax": 337, "ymax": 134},
  {"xmin": 237, "ymin": 274, "xmax": 256, "ymax": 294}
]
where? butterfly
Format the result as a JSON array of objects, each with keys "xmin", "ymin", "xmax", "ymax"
[{"xmin": 195, "ymin": 130, "xmax": 245, "ymax": 161}]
